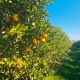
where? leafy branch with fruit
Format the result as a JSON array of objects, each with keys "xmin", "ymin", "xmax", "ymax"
[{"xmin": 0, "ymin": 0, "xmax": 71, "ymax": 80}]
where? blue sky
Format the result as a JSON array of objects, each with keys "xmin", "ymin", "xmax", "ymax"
[{"xmin": 46, "ymin": 0, "xmax": 80, "ymax": 40}]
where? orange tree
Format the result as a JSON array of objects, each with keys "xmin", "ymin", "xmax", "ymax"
[
  {"xmin": 46, "ymin": 26, "xmax": 71, "ymax": 69},
  {"xmin": 0, "ymin": 0, "xmax": 71, "ymax": 80}
]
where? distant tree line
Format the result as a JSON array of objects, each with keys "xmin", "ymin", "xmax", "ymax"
[{"xmin": 71, "ymin": 41, "xmax": 80, "ymax": 51}]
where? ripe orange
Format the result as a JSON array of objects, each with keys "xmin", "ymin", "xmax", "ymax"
[
  {"xmin": 25, "ymin": 47, "xmax": 30, "ymax": 52},
  {"xmin": 42, "ymin": 32, "xmax": 48, "ymax": 38},
  {"xmin": 13, "ymin": 14, "xmax": 18, "ymax": 22},
  {"xmin": 6, "ymin": 18, "xmax": 10, "ymax": 23},
  {"xmin": 32, "ymin": 38, "xmax": 38, "ymax": 44},
  {"xmin": 40, "ymin": 38, "xmax": 46, "ymax": 42}
]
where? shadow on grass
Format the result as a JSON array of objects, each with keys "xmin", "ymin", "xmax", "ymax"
[{"xmin": 56, "ymin": 51, "xmax": 80, "ymax": 80}]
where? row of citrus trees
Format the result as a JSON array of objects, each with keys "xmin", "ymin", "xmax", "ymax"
[{"xmin": 0, "ymin": 0, "xmax": 71, "ymax": 80}]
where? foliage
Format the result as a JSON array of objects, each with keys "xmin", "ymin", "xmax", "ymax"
[
  {"xmin": 0, "ymin": 0, "xmax": 71, "ymax": 80},
  {"xmin": 45, "ymin": 26, "xmax": 71, "ymax": 69},
  {"xmin": 56, "ymin": 51, "xmax": 80, "ymax": 80},
  {"xmin": 44, "ymin": 75, "xmax": 65, "ymax": 80},
  {"xmin": 0, "ymin": 0, "xmax": 52, "ymax": 29},
  {"xmin": 71, "ymin": 41, "xmax": 80, "ymax": 51}
]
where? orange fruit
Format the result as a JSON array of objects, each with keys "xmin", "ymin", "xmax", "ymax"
[
  {"xmin": 40, "ymin": 38, "xmax": 46, "ymax": 42},
  {"xmin": 13, "ymin": 14, "xmax": 18, "ymax": 22},
  {"xmin": 42, "ymin": 32, "xmax": 48, "ymax": 38},
  {"xmin": 32, "ymin": 38, "xmax": 38, "ymax": 44},
  {"xmin": 6, "ymin": 18, "xmax": 10, "ymax": 23},
  {"xmin": 25, "ymin": 47, "xmax": 30, "ymax": 52}
]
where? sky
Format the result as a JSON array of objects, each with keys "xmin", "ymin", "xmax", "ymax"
[{"xmin": 46, "ymin": 0, "xmax": 80, "ymax": 40}]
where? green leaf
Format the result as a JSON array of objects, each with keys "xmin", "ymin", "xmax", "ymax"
[{"xmin": 44, "ymin": 76, "xmax": 54, "ymax": 80}]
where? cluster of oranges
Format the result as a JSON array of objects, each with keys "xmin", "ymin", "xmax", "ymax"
[
  {"xmin": 6, "ymin": 14, "xmax": 19, "ymax": 23},
  {"xmin": 24, "ymin": 32, "xmax": 48, "ymax": 53},
  {"xmin": 41, "ymin": 32, "xmax": 48, "ymax": 42},
  {"xmin": 32, "ymin": 32, "xmax": 48, "ymax": 44}
]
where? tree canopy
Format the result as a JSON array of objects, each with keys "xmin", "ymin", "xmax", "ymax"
[{"xmin": 0, "ymin": 0, "xmax": 71, "ymax": 80}]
